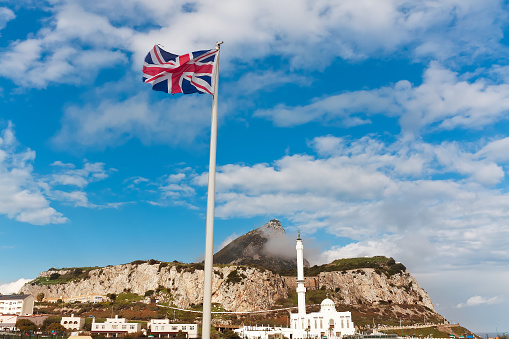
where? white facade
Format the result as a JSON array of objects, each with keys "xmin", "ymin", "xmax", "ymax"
[
  {"xmin": 289, "ymin": 298, "xmax": 355, "ymax": 338},
  {"xmin": 0, "ymin": 295, "xmax": 34, "ymax": 315},
  {"xmin": 0, "ymin": 314, "xmax": 48, "ymax": 331},
  {"xmin": 92, "ymin": 315, "xmax": 141, "ymax": 336},
  {"xmin": 61, "ymin": 314, "xmax": 85, "ymax": 330},
  {"xmin": 0, "ymin": 314, "xmax": 18, "ymax": 331},
  {"xmin": 148, "ymin": 319, "xmax": 199, "ymax": 338},
  {"xmin": 235, "ymin": 235, "xmax": 356, "ymax": 339},
  {"xmin": 45, "ymin": 293, "xmax": 105, "ymax": 303}
]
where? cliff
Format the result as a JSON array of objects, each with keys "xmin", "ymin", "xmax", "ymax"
[
  {"xmin": 20, "ymin": 263, "xmax": 286, "ymax": 312},
  {"xmin": 20, "ymin": 259, "xmax": 433, "ymax": 312}
]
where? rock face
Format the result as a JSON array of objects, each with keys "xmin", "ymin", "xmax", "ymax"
[
  {"xmin": 20, "ymin": 262, "xmax": 434, "ymax": 312},
  {"xmin": 283, "ymin": 269, "xmax": 434, "ymax": 310},
  {"xmin": 20, "ymin": 263, "xmax": 288, "ymax": 312},
  {"xmin": 214, "ymin": 219, "xmax": 309, "ymax": 271},
  {"xmin": 19, "ymin": 220, "xmax": 435, "ymax": 313}
]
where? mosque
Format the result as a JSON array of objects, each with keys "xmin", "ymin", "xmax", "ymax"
[{"xmin": 235, "ymin": 234, "xmax": 356, "ymax": 339}]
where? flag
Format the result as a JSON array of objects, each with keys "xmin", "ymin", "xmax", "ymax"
[{"xmin": 142, "ymin": 45, "xmax": 218, "ymax": 95}]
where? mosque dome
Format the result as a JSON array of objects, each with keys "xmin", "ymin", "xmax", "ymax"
[{"xmin": 320, "ymin": 298, "xmax": 336, "ymax": 312}]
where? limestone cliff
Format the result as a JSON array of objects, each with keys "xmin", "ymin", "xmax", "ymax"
[
  {"xmin": 20, "ymin": 263, "xmax": 287, "ymax": 312},
  {"xmin": 20, "ymin": 261, "xmax": 433, "ymax": 312},
  {"xmin": 283, "ymin": 268, "xmax": 433, "ymax": 310}
]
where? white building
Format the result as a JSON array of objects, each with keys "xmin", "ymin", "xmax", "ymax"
[
  {"xmin": 91, "ymin": 315, "xmax": 141, "ymax": 336},
  {"xmin": 235, "ymin": 234, "xmax": 356, "ymax": 339},
  {"xmin": 0, "ymin": 314, "xmax": 18, "ymax": 331},
  {"xmin": 0, "ymin": 314, "xmax": 48, "ymax": 331},
  {"xmin": 61, "ymin": 314, "xmax": 85, "ymax": 330},
  {"xmin": 45, "ymin": 293, "xmax": 105, "ymax": 303},
  {"xmin": 0, "ymin": 295, "xmax": 34, "ymax": 315},
  {"xmin": 148, "ymin": 319, "xmax": 199, "ymax": 338},
  {"xmin": 289, "ymin": 298, "xmax": 355, "ymax": 338}
]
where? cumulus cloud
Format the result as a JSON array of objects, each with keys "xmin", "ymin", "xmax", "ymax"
[
  {"xmin": 0, "ymin": 2, "xmax": 130, "ymax": 88},
  {"xmin": 0, "ymin": 123, "xmax": 67, "ymax": 225},
  {"xmin": 256, "ymin": 64, "xmax": 509, "ymax": 138},
  {"xmin": 1, "ymin": 0, "xmax": 507, "ymax": 88},
  {"xmin": 0, "ymin": 7, "xmax": 15, "ymax": 32},
  {"xmin": 455, "ymin": 295, "xmax": 501, "ymax": 308},
  {"xmin": 124, "ymin": 169, "xmax": 199, "ymax": 209},
  {"xmin": 0, "ymin": 123, "xmax": 123, "ymax": 224},
  {"xmin": 52, "ymin": 92, "xmax": 213, "ymax": 150},
  {"xmin": 192, "ymin": 135, "xmax": 509, "ymax": 271},
  {"xmin": 0, "ymin": 278, "xmax": 32, "ymax": 295}
]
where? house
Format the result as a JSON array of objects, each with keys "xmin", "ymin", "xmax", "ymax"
[
  {"xmin": 0, "ymin": 314, "xmax": 18, "ymax": 331},
  {"xmin": 0, "ymin": 314, "xmax": 48, "ymax": 331},
  {"xmin": 91, "ymin": 315, "xmax": 141, "ymax": 337},
  {"xmin": 148, "ymin": 319, "xmax": 199, "ymax": 338},
  {"xmin": 0, "ymin": 295, "xmax": 34, "ymax": 315},
  {"xmin": 61, "ymin": 314, "xmax": 85, "ymax": 330},
  {"xmin": 44, "ymin": 293, "xmax": 105, "ymax": 303}
]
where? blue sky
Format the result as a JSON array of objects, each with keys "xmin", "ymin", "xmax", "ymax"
[{"xmin": 1, "ymin": 0, "xmax": 508, "ymax": 333}]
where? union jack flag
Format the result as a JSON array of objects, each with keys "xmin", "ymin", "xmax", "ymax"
[{"xmin": 142, "ymin": 45, "xmax": 218, "ymax": 95}]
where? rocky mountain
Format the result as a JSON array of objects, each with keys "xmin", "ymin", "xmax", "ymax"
[
  {"xmin": 20, "ymin": 258, "xmax": 433, "ymax": 313},
  {"xmin": 21, "ymin": 262, "xmax": 288, "ymax": 312},
  {"xmin": 19, "ymin": 219, "xmax": 435, "ymax": 314},
  {"xmin": 213, "ymin": 219, "xmax": 309, "ymax": 271}
]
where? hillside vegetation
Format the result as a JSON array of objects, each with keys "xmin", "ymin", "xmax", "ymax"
[{"xmin": 277, "ymin": 256, "xmax": 406, "ymax": 277}]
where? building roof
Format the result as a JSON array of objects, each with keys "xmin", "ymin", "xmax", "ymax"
[
  {"xmin": 0, "ymin": 295, "xmax": 31, "ymax": 301},
  {"xmin": 320, "ymin": 298, "xmax": 336, "ymax": 312}
]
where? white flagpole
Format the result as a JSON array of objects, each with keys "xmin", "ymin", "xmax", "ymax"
[{"xmin": 202, "ymin": 41, "xmax": 222, "ymax": 339}]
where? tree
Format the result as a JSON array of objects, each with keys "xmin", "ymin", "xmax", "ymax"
[
  {"xmin": 41, "ymin": 317, "xmax": 62, "ymax": 331},
  {"xmin": 16, "ymin": 319, "xmax": 37, "ymax": 332},
  {"xmin": 46, "ymin": 323, "xmax": 66, "ymax": 332},
  {"xmin": 49, "ymin": 273, "xmax": 61, "ymax": 280},
  {"xmin": 223, "ymin": 329, "xmax": 241, "ymax": 339},
  {"xmin": 37, "ymin": 293, "xmax": 45, "ymax": 302},
  {"xmin": 107, "ymin": 293, "xmax": 117, "ymax": 301}
]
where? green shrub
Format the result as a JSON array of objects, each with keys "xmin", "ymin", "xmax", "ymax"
[{"xmin": 49, "ymin": 273, "xmax": 61, "ymax": 280}]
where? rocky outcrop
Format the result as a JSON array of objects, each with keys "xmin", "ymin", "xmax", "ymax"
[
  {"xmin": 213, "ymin": 219, "xmax": 310, "ymax": 271},
  {"xmin": 283, "ymin": 269, "xmax": 434, "ymax": 310},
  {"xmin": 20, "ymin": 263, "xmax": 287, "ymax": 312},
  {"xmin": 21, "ymin": 262, "xmax": 434, "ymax": 312}
]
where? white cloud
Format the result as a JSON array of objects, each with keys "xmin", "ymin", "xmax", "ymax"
[
  {"xmin": 256, "ymin": 64, "xmax": 509, "ymax": 138},
  {"xmin": 0, "ymin": 123, "xmax": 67, "ymax": 225},
  {"xmin": 0, "ymin": 278, "xmax": 32, "ymax": 295},
  {"xmin": 52, "ymin": 92, "xmax": 213, "ymax": 150},
  {"xmin": 455, "ymin": 295, "xmax": 501, "ymax": 308},
  {"xmin": 0, "ymin": 2, "xmax": 130, "ymax": 88},
  {"xmin": 1, "ymin": 0, "xmax": 508, "ymax": 88},
  {"xmin": 228, "ymin": 71, "xmax": 312, "ymax": 95},
  {"xmin": 0, "ymin": 123, "xmax": 122, "ymax": 222},
  {"xmin": 217, "ymin": 233, "xmax": 239, "ymax": 251},
  {"xmin": 0, "ymin": 7, "xmax": 15, "ymax": 32},
  {"xmin": 193, "ymin": 135, "xmax": 509, "ymax": 272}
]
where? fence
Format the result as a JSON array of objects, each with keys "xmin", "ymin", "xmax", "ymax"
[{"xmin": 1, "ymin": 333, "xmax": 67, "ymax": 339}]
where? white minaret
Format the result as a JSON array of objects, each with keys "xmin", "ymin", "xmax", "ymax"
[{"xmin": 296, "ymin": 231, "xmax": 306, "ymax": 318}]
